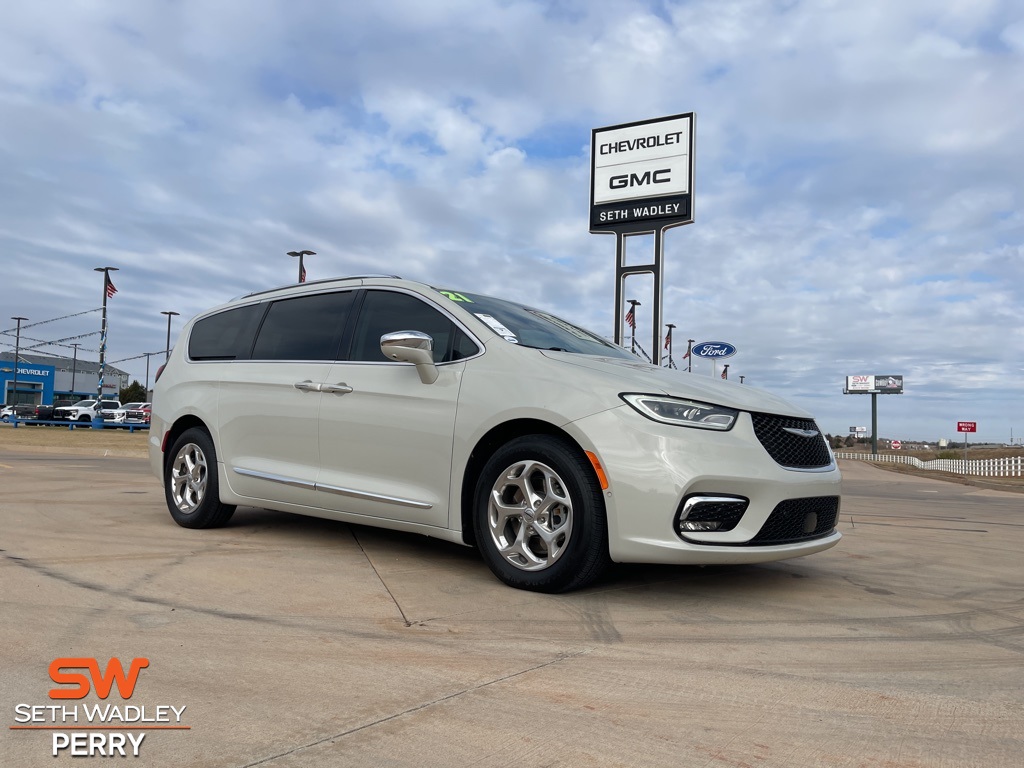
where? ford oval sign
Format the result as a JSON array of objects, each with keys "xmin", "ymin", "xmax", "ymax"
[{"xmin": 692, "ymin": 341, "xmax": 737, "ymax": 359}]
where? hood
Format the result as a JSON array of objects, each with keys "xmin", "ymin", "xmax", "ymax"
[{"xmin": 540, "ymin": 351, "xmax": 814, "ymax": 418}]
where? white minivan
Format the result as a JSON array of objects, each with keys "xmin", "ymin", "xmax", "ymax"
[{"xmin": 150, "ymin": 276, "xmax": 841, "ymax": 592}]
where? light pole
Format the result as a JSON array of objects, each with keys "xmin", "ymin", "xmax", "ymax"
[
  {"xmin": 161, "ymin": 311, "xmax": 180, "ymax": 363},
  {"xmin": 10, "ymin": 316, "xmax": 27, "ymax": 406},
  {"xmin": 287, "ymin": 250, "xmax": 316, "ymax": 283},
  {"xmin": 94, "ymin": 267, "xmax": 118, "ymax": 404},
  {"xmin": 70, "ymin": 342, "xmax": 81, "ymax": 396}
]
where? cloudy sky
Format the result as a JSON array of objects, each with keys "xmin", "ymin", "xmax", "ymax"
[{"xmin": 1, "ymin": 0, "xmax": 1021, "ymax": 443}]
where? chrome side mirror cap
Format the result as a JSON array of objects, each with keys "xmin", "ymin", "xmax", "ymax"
[{"xmin": 380, "ymin": 331, "xmax": 439, "ymax": 384}]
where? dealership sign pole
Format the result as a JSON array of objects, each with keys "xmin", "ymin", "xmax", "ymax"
[{"xmin": 591, "ymin": 113, "xmax": 694, "ymax": 365}]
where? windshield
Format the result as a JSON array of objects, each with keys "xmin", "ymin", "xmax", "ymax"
[{"xmin": 435, "ymin": 289, "xmax": 632, "ymax": 359}]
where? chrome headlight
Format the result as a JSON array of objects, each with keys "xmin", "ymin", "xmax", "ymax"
[{"xmin": 620, "ymin": 394, "xmax": 739, "ymax": 431}]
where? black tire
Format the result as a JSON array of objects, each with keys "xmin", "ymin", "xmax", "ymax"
[
  {"xmin": 164, "ymin": 427, "xmax": 235, "ymax": 529},
  {"xmin": 473, "ymin": 435, "xmax": 610, "ymax": 593}
]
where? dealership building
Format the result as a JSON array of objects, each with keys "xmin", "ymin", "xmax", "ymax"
[{"xmin": 0, "ymin": 352, "xmax": 128, "ymax": 406}]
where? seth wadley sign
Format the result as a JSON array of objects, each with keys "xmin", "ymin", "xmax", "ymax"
[{"xmin": 590, "ymin": 114, "xmax": 693, "ymax": 230}]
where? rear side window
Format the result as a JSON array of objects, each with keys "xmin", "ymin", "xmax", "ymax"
[
  {"xmin": 251, "ymin": 291, "xmax": 354, "ymax": 361},
  {"xmin": 349, "ymin": 291, "xmax": 478, "ymax": 364},
  {"xmin": 189, "ymin": 304, "xmax": 264, "ymax": 360}
]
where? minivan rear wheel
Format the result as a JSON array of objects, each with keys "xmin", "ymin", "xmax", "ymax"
[
  {"xmin": 164, "ymin": 427, "xmax": 235, "ymax": 529},
  {"xmin": 473, "ymin": 435, "xmax": 610, "ymax": 593}
]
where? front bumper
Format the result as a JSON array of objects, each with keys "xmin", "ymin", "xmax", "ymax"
[{"xmin": 566, "ymin": 406, "xmax": 842, "ymax": 565}]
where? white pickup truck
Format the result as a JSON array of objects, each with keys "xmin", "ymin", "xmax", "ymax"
[{"xmin": 53, "ymin": 399, "xmax": 122, "ymax": 422}]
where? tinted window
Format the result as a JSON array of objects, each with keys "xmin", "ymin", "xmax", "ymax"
[
  {"xmin": 349, "ymin": 291, "xmax": 477, "ymax": 364},
  {"xmin": 251, "ymin": 291, "xmax": 354, "ymax": 361},
  {"xmin": 189, "ymin": 304, "xmax": 264, "ymax": 361}
]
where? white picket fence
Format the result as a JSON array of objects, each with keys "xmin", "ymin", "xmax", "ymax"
[{"xmin": 834, "ymin": 452, "xmax": 1022, "ymax": 477}]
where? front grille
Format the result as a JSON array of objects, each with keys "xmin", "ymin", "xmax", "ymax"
[
  {"xmin": 751, "ymin": 413, "xmax": 833, "ymax": 469},
  {"xmin": 747, "ymin": 496, "xmax": 840, "ymax": 545}
]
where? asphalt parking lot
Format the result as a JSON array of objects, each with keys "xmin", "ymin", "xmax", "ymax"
[{"xmin": 1, "ymin": 443, "xmax": 1022, "ymax": 767}]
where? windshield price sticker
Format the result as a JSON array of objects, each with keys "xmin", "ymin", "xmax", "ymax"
[{"xmin": 475, "ymin": 314, "xmax": 519, "ymax": 343}]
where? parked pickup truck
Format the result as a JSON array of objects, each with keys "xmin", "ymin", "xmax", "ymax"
[
  {"xmin": 108, "ymin": 402, "xmax": 151, "ymax": 424},
  {"xmin": 12, "ymin": 400, "xmax": 77, "ymax": 422},
  {"xmin": 13, "ymin": 403, "xmax": 40, "ymax": 419},
  {"xmin": 53, "ymin": 399, "xmax": 122, "ymax": 423}
]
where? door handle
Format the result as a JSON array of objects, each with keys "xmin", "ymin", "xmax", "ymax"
[
  {"xmin": 293, "ymin": 380, "xmax": 321, "ymax": 392},
  {"xmin": 321, "ymin": 383, "xmax": 354, "ymax": 395}
]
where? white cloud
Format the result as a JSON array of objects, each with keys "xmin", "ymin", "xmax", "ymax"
[{"xmin": 0, "ymin": 0, "xmax": 1021, "ymax": 443}]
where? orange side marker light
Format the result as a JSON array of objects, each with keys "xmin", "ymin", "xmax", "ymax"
[{"xmin": 585, "ymin": 451, "xmax": 609, "ymax": 490}]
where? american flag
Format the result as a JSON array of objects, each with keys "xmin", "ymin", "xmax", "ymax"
[
  {"xmin": 721, "ymin": 365, "xmax": 729, "ymax": 380},
  {"xmin": 625, "ymin": 306, "xmax": 635, "ymax": 331},
  {"xmin": 299, "ymin": 264, "xmax": 307, "ymax": 283},
  {"xmin": 105, "ymin": 275, "xmax": 118, "ymax": 298},
  {"xmin": 663, "ymin": 326, "xmax": 672, "ymax": 350}
]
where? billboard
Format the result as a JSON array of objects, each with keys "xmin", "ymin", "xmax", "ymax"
[
  {"xmin": 590, "ymin": 113, "xmax": 694, "ymax": 232},
  {"xmin": 844, "ymin": 375, "xmax": 903, "ymax": 394}
]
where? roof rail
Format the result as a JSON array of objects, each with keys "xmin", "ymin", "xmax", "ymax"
[{"xmin": 237, "ymin": 275, "xmax": 405, "ymax": 300}]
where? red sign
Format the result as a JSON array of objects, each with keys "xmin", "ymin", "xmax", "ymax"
[
  {"xmin": 891, "ymin": 440, "xmax": 902, "ymax": 450},
  {"xmin": 957, "ymin": 421, "xmax": 977, "ymax": 433}
]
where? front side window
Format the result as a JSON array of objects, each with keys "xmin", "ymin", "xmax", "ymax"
[
  {"xmin": 251, "ymin": 291, "xmax": 354, "ymax": 361},
  {"xmin": 349, "ymin": 291, "xmax": 477, "ymax": 364}
]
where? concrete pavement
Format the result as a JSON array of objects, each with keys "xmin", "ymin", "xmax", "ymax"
[{"xmin": 1, "ymin": 452, "xmax": 1022, "ymax": 766}]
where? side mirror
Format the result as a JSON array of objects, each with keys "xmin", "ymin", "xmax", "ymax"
[{"xmin": 380, "ymin": 331, "xmax": 439, "ymax": 384}]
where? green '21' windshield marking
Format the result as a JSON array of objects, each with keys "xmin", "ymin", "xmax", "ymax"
[{"xmin": 438, "ymin": 290, "xmax": 473, "ymax": 303}]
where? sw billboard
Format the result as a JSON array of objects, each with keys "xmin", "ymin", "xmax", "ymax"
[{"xmin": 844, "ymin": 375, "xmax": 903, "ymax": 394}]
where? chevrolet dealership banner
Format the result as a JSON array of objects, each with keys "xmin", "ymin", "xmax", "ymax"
[{"xmin": 590, "ymin": 113, "xmax": 694, "ymax": 232}]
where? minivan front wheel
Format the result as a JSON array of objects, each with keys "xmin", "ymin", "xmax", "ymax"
[
  {"xmin": 164, "ymin": 428, "xmax": 235, "ymax": 529},
  {"xmin": 473, "ymin": 435, "xmax": 610, "ymax": 593}
]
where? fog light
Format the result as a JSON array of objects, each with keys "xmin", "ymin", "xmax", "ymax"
[
  {"xmin": 678, "ymin": 520, "xmax": 723, "ymax": 532},
  {"xmin": 674, "ymin": 494, "xmax": 750, "ymax": 539}
]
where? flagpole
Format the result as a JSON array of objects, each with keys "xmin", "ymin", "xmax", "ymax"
[
  {"xmin": 287, "ymin": 250, "xmax": 316, "ymax": 283},
  {"xmin": 94, "ymin": 266, "xmax": 119, "ymax": 407},
  {"xmin": 626, "ymin": 299, "xmax": 640, "ymax": 355}
]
